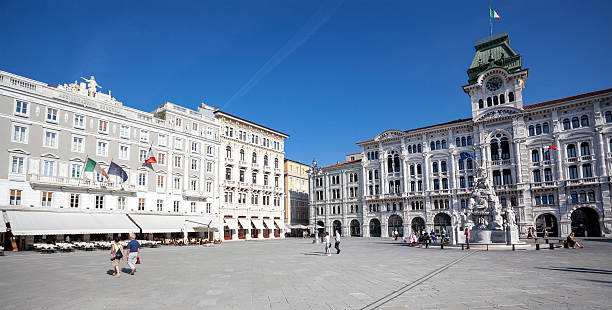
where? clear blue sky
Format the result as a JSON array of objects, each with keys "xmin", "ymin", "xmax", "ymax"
[{"xmin": 1, "ymin": 1, "xmax": 611, "ymax": 166}]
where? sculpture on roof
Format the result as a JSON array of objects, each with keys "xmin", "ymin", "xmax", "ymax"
[{"xmin": 81, "ymin": 75, "xmax": 101, "ymax": 97}]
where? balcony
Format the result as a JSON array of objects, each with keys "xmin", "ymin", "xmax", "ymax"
[
  {"xmin": 455, "ymin": 188, "xmax": 471, "ymax": 195},
  {"xmin": 530, "ymin": 181, "xmax": 558, "ymax": 189},
  {"xmin": 223, "ymin": 180, "xmax": 236, "ymax": 187},
  {"xmin": 251, "ymin": 184, "xmax": 263, "ymax": 191},
  {"xmin": 274, "ymin": 168, "xmax": 282, "ymax": 174},
  {"xmin": 493, "ymin": 184, "xmax": 517, "ymax": 191},
  {"xmin": 491, "ymin": 159, "xmax": 512, "ymax": 166},
  {"xmin": 29, "ymin": 175, "xmax": 136, "ymax": 194},
  {"xmin": 430, "ymin": 189, "xmax": 451, "ymax": 196},
  {"xmin": 565, "ymin": 177, "xmax": 601, "ymax": 187},
  {"xmin": 580, "ymin": 155, "xmax": 593, "ymax": 161},
  {"xmin": 239, "ymin": 182, "xmax": 250, "ymax": 189},
  {"xmin": 251, "ymin": 162, "xmax": 259, "ymax": 170},
  {"xmin": 239, "ymin": 160, "xmax": 248, "ymax": 167},
  {"xmin": 182, "ymin": 189, "xmax": 208, "ymax": 200},
  {"xmin": 263, "ymin": 165, "xmax": 272, "ymax": 173},
  {"xmin": 225, "ymin": 157, "xmax": 235, "ymax": 165},
  {"xmin": 382, "ymin": 193, "xmax": 402, "ymax": 199},
  {"xmin": 262, "ymin": 185, "xmax": 274, "ymax": 192}
]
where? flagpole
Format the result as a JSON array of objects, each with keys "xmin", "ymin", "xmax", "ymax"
[{"xmin": 489, "ymin": 0, "xmax": 493, "ymax": 39}]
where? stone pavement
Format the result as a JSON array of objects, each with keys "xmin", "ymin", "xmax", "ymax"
[{"xmin": 0, "ymin": 238, "xmax": 610, "ymax": 309}]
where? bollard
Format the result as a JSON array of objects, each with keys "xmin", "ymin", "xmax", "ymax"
[
  {"xmin": 441, "ymin": 243, "xmax": 444, "ymax": 250},
  {"xmin": 461, "ymin": 244, "xmax": 464, "ymax": 250},
  {"xmin": 549, "ymin": 243, "xmax": 554, "ymax": 250},
  {"xmin": 512, "ymin": 244, "xmax": 515, "ymax": 251},
  {"xmin": 564, "ymin": 240, "xmax": 569, "ymax": 249},
  {"xmin": 545, "ymin": 239, "xmax": 549, "ymax": 244},
  {"xmin": 536, "ymin": 243, "xmax": 540, "ymax": 250}
]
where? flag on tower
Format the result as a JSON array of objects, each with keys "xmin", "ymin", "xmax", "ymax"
[
  {"xmin": 490, "ymin": 8, "xmax": 500, "ymax": 20},
  {"xmin": 84, "ymin": 157, "xmax": 108, "ymax": 179}
]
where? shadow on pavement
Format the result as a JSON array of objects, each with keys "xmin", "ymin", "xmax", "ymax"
[
  {"xmin": 537, "ymin": 266, "xmax": 612, "ymax": 275},
  {"xmin": 583, "ymin": 238, "xmax": 612, "ymax": 243},
  {"xmin": 106, "ymin": 269, "xmax": 115, "ymax": 276},
  {"xmin": 302, "ymin": 252, "xmax": 328, "ymax": 256}
]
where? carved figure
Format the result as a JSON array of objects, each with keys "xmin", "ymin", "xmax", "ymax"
[
  {"xmin": 505, "ymin": 207, "xmax": 517, "ymax": 227},
  {"xmin": 81, "ymin": 75, "xmax": 101, "ymax": 95}
]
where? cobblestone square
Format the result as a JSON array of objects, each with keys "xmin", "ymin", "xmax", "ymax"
[{"xmin": 1, "ymin": 238, "xmax": 611, "ymax": 309}]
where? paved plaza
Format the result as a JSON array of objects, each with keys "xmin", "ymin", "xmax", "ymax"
[{"xmin": 1, "ymin": 238, "xmax": 611, "ymax": 309}]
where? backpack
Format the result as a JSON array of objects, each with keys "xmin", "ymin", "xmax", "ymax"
[{"xmin": 111, "ymin": 244, "xmax": 123, "ymax": 260}]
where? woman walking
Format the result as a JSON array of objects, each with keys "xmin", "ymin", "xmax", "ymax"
[
  {"xmin": 324, "ymin": 232, "xmax": 331, "ymax": 256},
  {"xmin": 110, "ymin": 238, "xmax": 124, "ymax": 278}
]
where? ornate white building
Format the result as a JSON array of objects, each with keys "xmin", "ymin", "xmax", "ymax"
[
  {"xmin": 216, "ymin": 111, "xmax": 289, "ymax": 240},
  {"xmin": 310, "ymin": 33, "xmax": 612, "ymax": 239}
]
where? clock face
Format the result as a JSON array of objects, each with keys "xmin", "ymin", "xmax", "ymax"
[{"xmin": 485, "ymin": 76, "xmax": 503, "ymax": 92}]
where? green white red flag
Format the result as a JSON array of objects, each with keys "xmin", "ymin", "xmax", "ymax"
[
  {"xmin": 84, "ymin": 157, "xmax": 108, "ymax": 179},
  {"xmin": 490, "ymin": 8, "xmax": 500, "ymax": 20}
]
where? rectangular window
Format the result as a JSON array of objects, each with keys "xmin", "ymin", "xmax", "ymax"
[
  {"xmin": 191, "ymin": 142, "xmax": 198, "ymax": 152},
  {"xmin": 70, "ymin": 193, "xmax": 80, "ymax": 208},
  {"xmin": 173, "ymin": 177, "xmax": 181, "ymax": 190},
  {"xmin": 174, "ymin": 156, "xmax": 182, "ymax": 168},
  {"xmin": 138, "ymin": 198, "xmax": 145, "ymax": 211},
  {"xmin": 175, "ymin": 118, "xmax": 182, "ymax": 127},
  {"xmin": 206, "ymin": 203, "xmax": 211, "ymax": 213},
  {"xmin": 95, "ymin": 195, "xmax": 104, "ymax": 209},
  {"xmin": 43, "ymin": 160, "xmax": 55, "ymax": 176},
  {"xmin": 98, "ymin": 120, "xmax": 108, "ymax": 133},
  {"xmin": 206, "ymin": 146, "xmax": 213, "ymax": 155},
  {"xmin": 12, "ymin": 125, "xmax": 28, "ymax": 143},
  {"xmin": 190, "ymin": 202, "xmax": 196, "ymax": 213},
  {"xmin": 157, "ymin": 175, "xmax": 165, "ymax": 189},
  {"xmin": 140, "ymin": 129, "xmax": 149, "ymax": 142},
  {"xmin": 173, "ymin": 201, "xmax": 179, "ymax": 212},
  {"xmin": 71, "ymin": 164, "xmax": 82, "ymax": 178},
  {"xmin": 207, "ymin": 162, "xmax": 212, "ymax": 172},
  {"xmin": 15, "ymin": 101, "xmax": 28, "ymax": 116},
  {"xmin": 192, "ymin": 122, "xmax": 199, "ymax": 132},
  {"xmin": 9, "ymin": 189, "xmax": 22, "ymax": 205},
  {"xmin": 190, "ymin": 179, "xmax": 197, "ymax": 191},
  {"xmin": 174, "ymin": 138, "xmax": 182, "ymax": 150},
  {"xmin": 138, "ymin": 172, "xmax": 147, "ymax": 186},
  {"xmin": 191, "ymin": 159, "xmax": 198, "ymax": 170},
  {"xmin": 158, "ymin": 134, "xmax": 167, "ymax": 146},
  {"xmin": 120, "ymin": 125, "xmax": 130, "ymax": 138},
  {"xmin": 74, "ymin": 114, "xmax": 85, "ymax": 129},
  {"xmin": 119, "ymin": 145, "xmax": 129, "ymax": 160},
  {"xmin": 568, "ymin": 166, "xmax": 578, "ymax": 179},
  {"xmin": 41, "ymin": 192, "xmax": 53, "ymax": 207},
  {"xmin": 206, "ymin": 182, "xmax": 212, "ymax": 193},
  {"xmin": 72, "ymin": 136, "xmax": 84, "ymax": 153},
  {"xmin": 117, "ymin": 197, "xmax": 126, "ymax": 210},
  {"xmin": 11, "ymin": 156, "xmax": 24, "ymax": 174},
  {"xmin": 46, "ymin": 107, "xmax": 58, "ymax": 122},
  {"xmin": 156, "ymin": 199, "xmax": 163, "ymax": 212},
  {"xmin": 44, "ymin": 131, "xmax": 57, "ymax": 148},
  {"xmin": 158, "ymin": 153, "xmax": 166, "ymax": 165},
  {"xmin": 97, "ymin": 141, "xmax": 108, "ymax": 156},
  {"xmin": 139, "ymin": 150, "xmax": 148, "ymax": 162}
]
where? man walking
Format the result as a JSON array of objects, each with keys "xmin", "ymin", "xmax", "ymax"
[
  {"xmin": 126, "ymin": 233, "xmax": 141, "ymax": 275},
  {"xmin": 334, "ymin": 230, "xmax": 341, "ymax": 254},
  {"xmin": 464, "ymin": 228, "xmax": 470, "ymax": 250}
]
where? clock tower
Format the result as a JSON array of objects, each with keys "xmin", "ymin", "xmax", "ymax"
[{"xmin": 462, "ymin": 32, "xmax": 529, "ymax": 120}]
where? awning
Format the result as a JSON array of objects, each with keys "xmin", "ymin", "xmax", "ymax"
[
  {"xmin": 251, "ymin": 218, "xmax": 265, "ymax": 230},
  {"xmin": 263, "ymin": 218, "xmax": 276, "ymax": 230},
  {"xmin": 238, "ymin": 218, "xmax": 251, "ymax": 230},
  {"xmin": 275, "ymin": 219, "xmax": 287, "ymax": 230},
  {"xmin": 290, "ymin": 224, "xmax": 308, "ymax": 229},
  {"xmin": 224, "ymin": 218, "xmax": 239, "ymax": 230},
  {"xmin": 185, "ymin": 216, "xmax": 218, "ymax": 232},
  {"xmin": 6, "ymin": 210, "xmax": 139, "ymax": 236},
  {"xmin": 129, "ymin": 214, "xmax": 188, "ymax": 233}
]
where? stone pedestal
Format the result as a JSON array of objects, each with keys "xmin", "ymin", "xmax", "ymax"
[{"xmin": 470, "ymin": 229, "xmax": 492, "ymax": 243}]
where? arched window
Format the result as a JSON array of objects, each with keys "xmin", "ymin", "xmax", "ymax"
[
  {"xmin": 417, "ymin": 144, "xmax": 422, "ymax": 153},
  {"xmin": 434, "ymin": 200, "xmax": 439, "ymax": 209},
  {"xmin": 240, "ymin": 149, "xmax": 245, "ymax": 160},
  {"xmin": 566, "ymin": 144, "xmax": 576, "ymax": 158},
  {"xmin": 605, "ymin": 111, "xmax": 612, "ymax": 123},
  {"xmin": 487, "ymin": 97, "xmax": 492, "ymax": 107},
  {"xmin": 456, "ymin": 137, "xmax": 460, "ymax": 146},
  {"xmin": 226, "ymin": 146, "xmax": 232, "ymax": 158},
  {"xmin": 500, "ymin": 93, "xmax": 505, "ymax": 104},
  {"xmin": 542, "ymin": 122, "xmax": 549, "ymax": 133},
  {"xmin": 478, "ymin": 99, "xmax": 484, "ymax": 109},
  {"xmin": 543, "ymin": 150, "xmax": 551, "ymax": 161},
  {"xmin": 432, "ymin": 162, "xmax": 439, "ymax": 173},
  {"xmin": 535, "ymin": 124, "xmax": 542, "ymax": 135},
  {"xmin": 387, "ymin": 155, "xmax": 393, "ymax": 173},
  {"xmin": 571, "ymin": 117, "xmax": 580, "ymax": 128},
  {"xmin": 580, "ymin": 142, "xmax": 590, "ymax": 156},
  {"xmin": 252, "ymin": 152, "xmax": 257, "ymax": 163},
  {"xmin": 568, "ymin": 165, "xmax": 578, "ymax": 179},
  {"xmin": 430, "ymin": 141, "xmax": 435, "ymax": 151},
  {"xmin": 508, "ymin": 92, "xmax": 514, "ymax": 102},
  {"xmin": 417, "ymin": 164, "xmax": 422, "ymax": 174},
  {"xmin": 500, "ymin": 137, "xmax": 510, "ymax": 159},
  {"xmin": 458, "ymin": 159, "xmax": 464, "ymax": 170},
  {"xmin": 441, "ymin": 161, "xmax": 447, "ymax": 172},
  {"xmin": 528, "ymin": 125, "xmax": 535, "ymax": 136},
  {"xmin": 582, "ymin": 163, "xmax": 592, "ymax": 178},
  {"xmin": 264, "ymin": 155, "xmax": 269, "ymax": 166},
  {"xmin": 587, "ymin": 190, "xmax": 595, "ymax": 202},
  {"xmin": 563, "ymin": 119, "xmax": 571, "ymax": 130},
  {"xmin": 531, "ymin": 150, "xmax": 540, "ymax": 162},
  {"xmin": 461, "ymin": 137, "xmax": 466, "ymax": 146},
  {"xmin": 408, "ymin": 145, "xmax": 412, "ymax": 153},
  {"xmin": 436, "ymin": 140, "xmax": 441, "ymax": 150},
  {"xmin": 466, "ymin": 158, "xmax": 473, "ymax": 169},
  {"xmin": 410, "ymin": 165, "xmax": 415, "ymax": 176},
  {"xmin": 393, "ymin": 154, "xmax": 400, "ymax": 172},
  {"xmin": 274, "ymin": 158, "xmax": 279, "ymax": 168},
  {"xmin": 533, "ymin": 169, "xmax": 541, "ymax": 183},
  {"xmin": 441, "ymin": 140, "xmax": 447, "ymax": 149},
  {"xmin": 467, "ymin": 136, "xmax": 472, "ymax": 145},
  {"xmin": 580, "ymin": 115, "xmax": 589, "ymax": 127},
  {"xmin": 579, "ymin": 191, "xmax": 587, "ymax": 202},
  {"xmin": 493, "ymin": 96, "xmax": 499, "ymax": 105}
]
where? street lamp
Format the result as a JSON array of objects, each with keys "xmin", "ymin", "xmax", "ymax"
[{"xmin": 312, "ymin": 157, "xmax": 320, "ymax": 244}]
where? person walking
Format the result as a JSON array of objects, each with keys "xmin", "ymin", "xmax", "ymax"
[
  {"xmin": 464, "ymin": 228, "xmax": 470, "ymax": 249},
  {"xmin": 441, "ymin": 228, "xmax": 447, "ymax": 245},
  {"xmin": 110, "ymin": 238, "xmax": 124, "ymax": 278},
  {"xmin": 324, "ymin": 232, "xmax": 331, "ymax": 256},
  {"xmin": 126, "ymin": 233, "xmax": 141, "ymax": 275},
  {"xmin": 334, "ymin": 230, "xmax": 341, "ymax": 254}
]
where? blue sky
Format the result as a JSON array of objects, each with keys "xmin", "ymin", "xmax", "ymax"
[{"xmin": 1, "ymin": 1, "xmax": 611, "ymax": 166}]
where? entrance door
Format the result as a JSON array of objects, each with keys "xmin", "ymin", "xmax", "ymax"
[
  {"xmin": 350, "ymin": 219, "xmax": 361, "ymax": 237},
  {"xmin": 388, "ymin": 214, "xmax": 403, "ymax": 237},
  {"xmin": 332, "ymin": 220, "xmax": 342, "ymax": 235},
  {"xmin": 411, "ymin": 217, "xmax": 425, "ymax": 234},
  {"xmin": 535, "ymin": 213, "xmax": 558, "ymax": 237},
  {"xmin": 571, "ymin": 207, "xmax": 601, "ymax": 237},
  {"xmin": 369, "ymin": 219, "xmax": 381, "ymax": 237}
]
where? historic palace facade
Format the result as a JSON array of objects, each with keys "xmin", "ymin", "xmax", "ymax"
[
  {"xmin": 310, "ymin": 33, "xmax": 612, "ymax": 239},
  {"xmin": 0, "ymin": 69, "xmax": 288, "ymax": 249}
]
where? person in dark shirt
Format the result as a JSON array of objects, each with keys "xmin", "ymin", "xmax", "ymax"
[
  {"xmin": 566, "ymin": 232, "xmax": 583, "ymax": 249},
  {"xmin": 126, "ymin": 233, "xmax": 141, "ymax": 275}
]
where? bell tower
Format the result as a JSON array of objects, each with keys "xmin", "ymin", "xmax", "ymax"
[{"xmin": 462, "ymin": 32, "xmax": 529, "ymax": 120}]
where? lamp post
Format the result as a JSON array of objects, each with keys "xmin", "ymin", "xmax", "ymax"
[{"xmin": 312, "ymin": 157, "xmax": 321, "ymax": 244}]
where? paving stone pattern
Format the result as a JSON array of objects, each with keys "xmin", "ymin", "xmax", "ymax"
[{"xmin": 0, "ymin": 238, "xmax": 610, "ymax": 309}]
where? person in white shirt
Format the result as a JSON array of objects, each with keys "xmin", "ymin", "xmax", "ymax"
[
  {"xmin": 334, "ymin": 230, "xmax": 341, "ymax": 254},
  {"xmin": 324, "ymin": 232, "xmax": 331, "ymax": 256}
]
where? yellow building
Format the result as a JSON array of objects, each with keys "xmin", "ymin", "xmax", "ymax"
[{"xmin": 284, "ymin": 159, "xmax": 310, "ymax": 227}]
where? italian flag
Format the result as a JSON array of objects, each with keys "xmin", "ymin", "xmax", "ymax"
[
  {"xmin": 490, "ymin": 8, "xmax": 500, "ymax": 20},
  {"xmin": 84, "ymin": 157, "xmax": 108, "ymax": 179}
]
